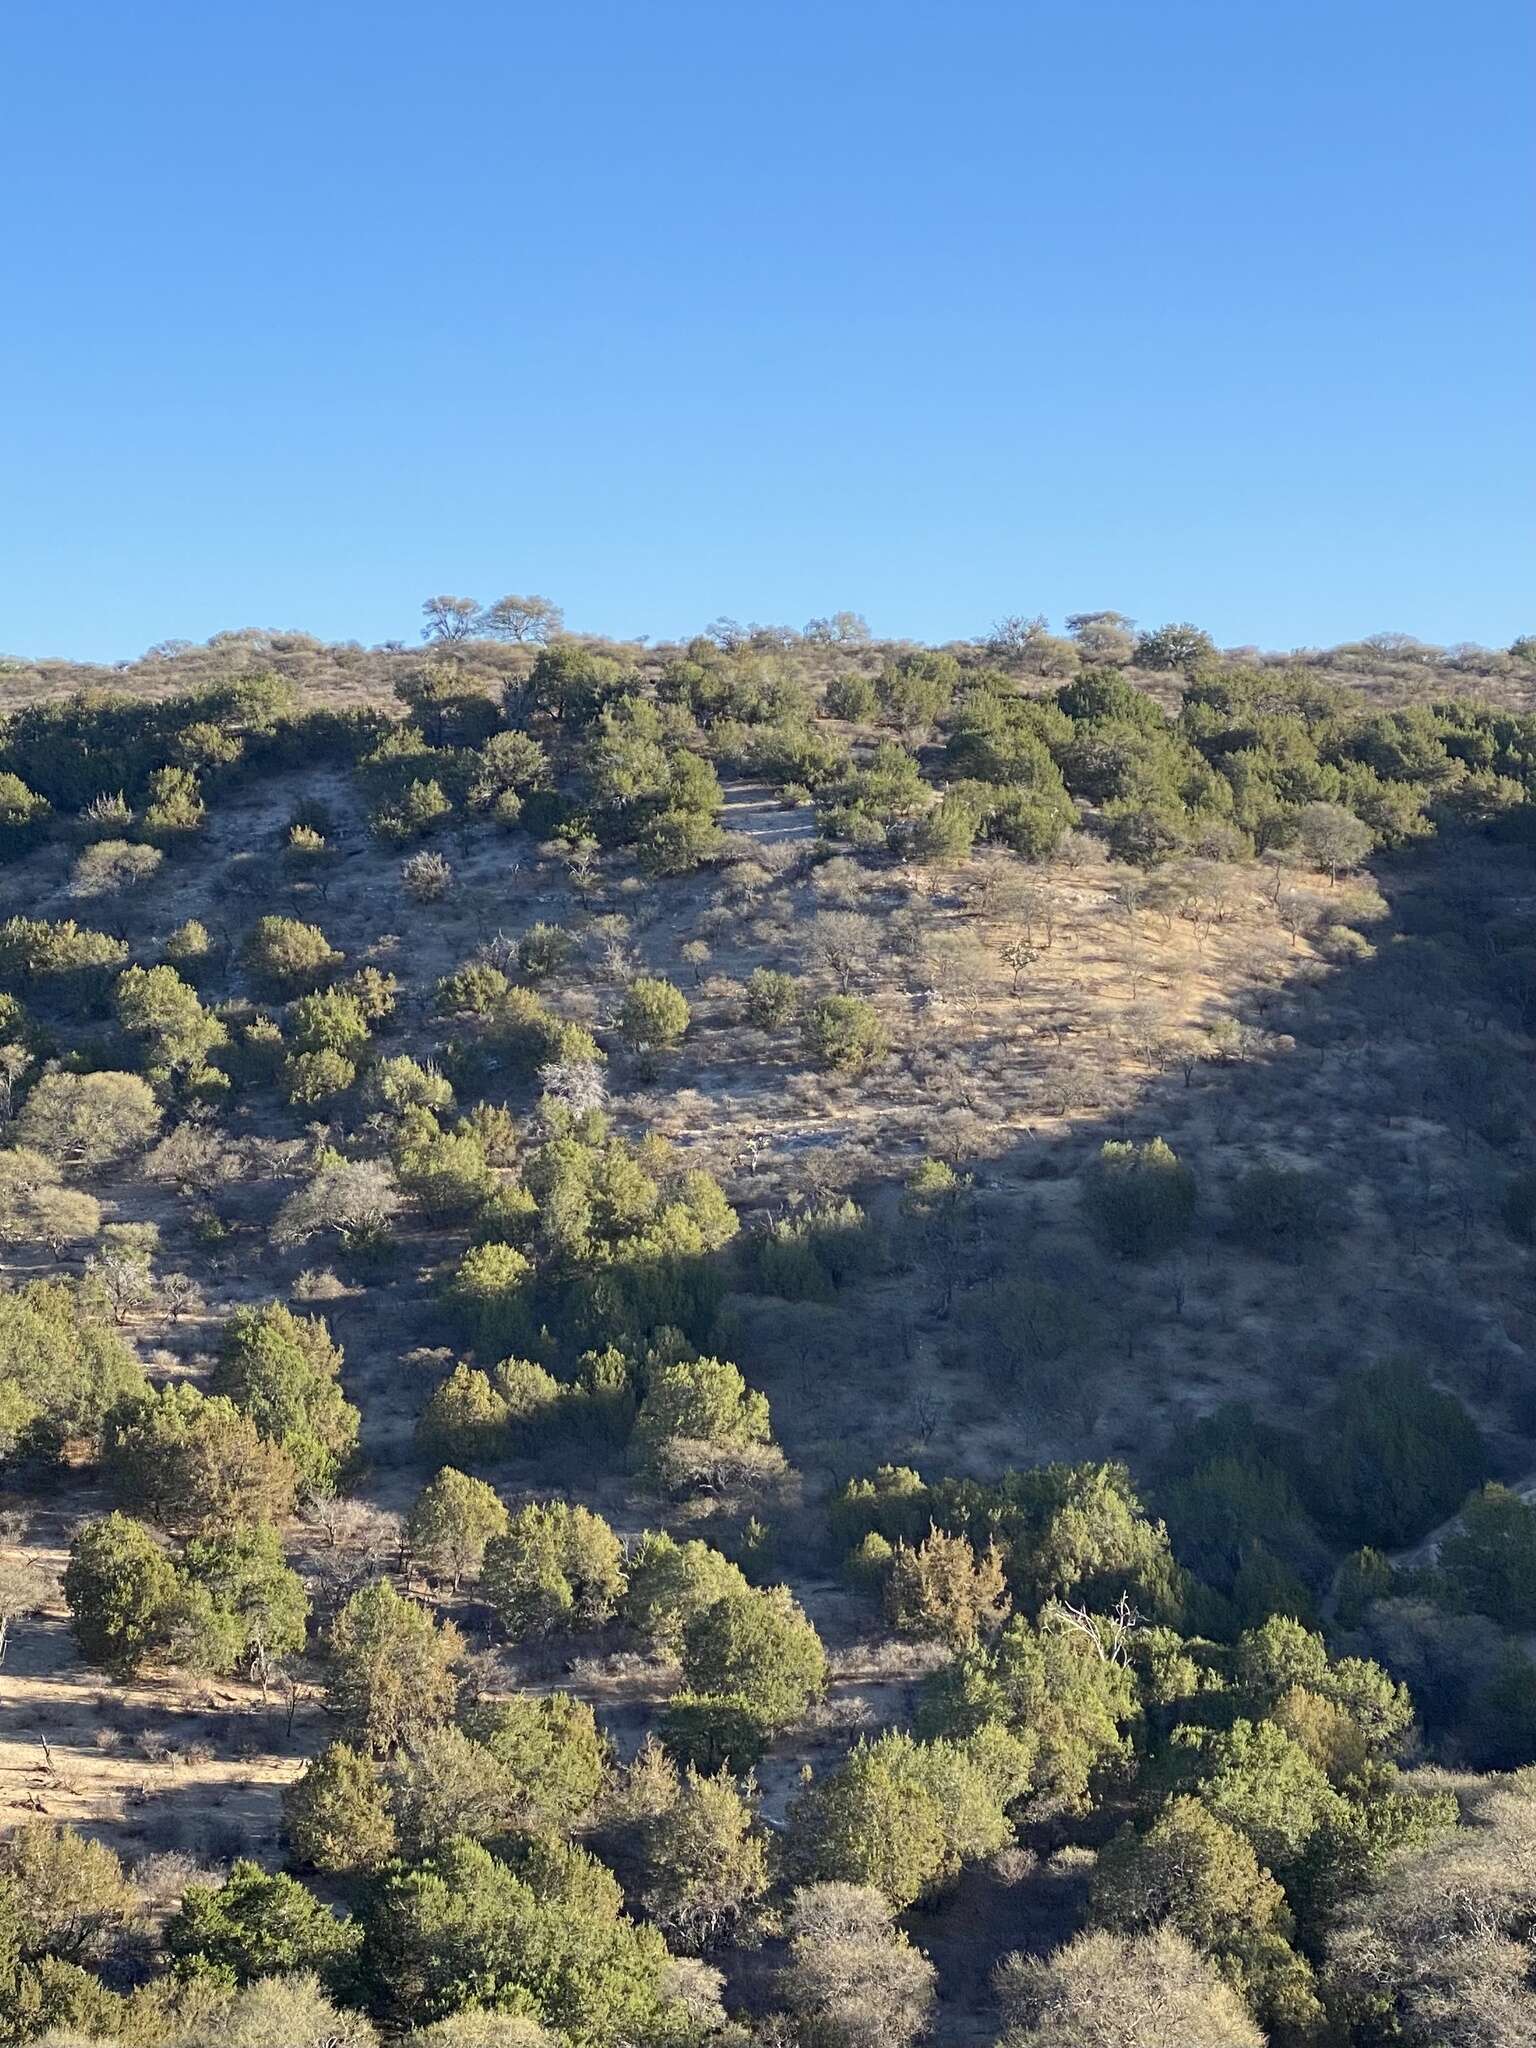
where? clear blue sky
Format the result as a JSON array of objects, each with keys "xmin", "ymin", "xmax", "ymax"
[{"xmin": 3, "ymin": 0, "xmax": 1531, "ymax": 662}]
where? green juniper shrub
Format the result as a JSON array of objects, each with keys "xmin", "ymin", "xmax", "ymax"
[
  {"xmin": 800, "ymin": 994, "xmax": 888, "ymax": 1073},
  {"xmin": 1083, "ymin": 1137, "xmax": 1196, "ymax": 1258}
]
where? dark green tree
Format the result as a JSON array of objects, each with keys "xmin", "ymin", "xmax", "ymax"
[
  {"xmin": 283, "ymin": 1742, "xmax": 399, "ymax": 1874},
  {"xmin": 679, "ymin": 1587, "xmax": 827, "ymax": 1733},
  {"xmin": 1441, "ymin": 1483, "xmax": 1536, "ymax": 1626},
  {"xmin": 480, "ymin": 1501, "xmax": 626, "ymax": 1639},
  {"xmin": 406, "ymin": 1468, "xmax": 509, "ymax": 1588},
  {"xmin": 167, "ymin": 1860, "xmax": 360, "ymax": 1986},
  {"xmin": 1083, "ymin": 1137, "xmax": 1196, "ymax": 1257},
  {"xmin": 800, "ymin": 995, "xmax": 889, "ymax": 1073},
  {"xmin": 213, "ymin": 1302, "xmax": 360, "ymax": 1496},
  {"xmin": 359, "ymin": 1836, "xmax": 669, "ymax": 2038},
  {"xmin": 62, "ymin": 1512, "xmax": 179, "ymax": 1672},
  {"xmin": 325, "ymin": 1580, "xmax": 463, "ymax": 1755}
]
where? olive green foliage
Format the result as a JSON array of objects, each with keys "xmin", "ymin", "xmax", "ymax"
[
  {"xmin": 679, "ymin": 1585, "xmax": 827, "ymax": 1733},
  {"xmin": 921, "ymin": 1606, "xmax": 1139, "ymax": 1812},
  {"xmin": 901, "ymin": 1156, "xmax": 963, "ymax": 1218},
  {"xmin": 284, "ymin": 1743, "xmax": 400, "ymax": 1874},
  {"xmin": 481, "ymin": 1500, "xmax": 626, "ymax": 1638},
  {"xmin": 436, "ymin": 963, "xmax": 513, "ymax": 1016},
  {"xmin": 1333, "ymin": 1545, "xmax": 1396, "ymax": 1629},
  {"xmin": 524, "ymin": 1121, "xmax": 738, "ymax": 1270},
  {"xmin": 1315, "ymin": 1359, "xmax": 1487, "ymax": 1546},
  {"xmin": 1137, "ymin": 623, "xmax": 1219, "ymax": 670},
  {"xmin": 418, "ymin": 1363, "xmax": 512, "ymax": 1466},
  {"xmin": 0, "ymin": 1279, "xmax": 145, "ymax": 1462},
  {"xmin": 1211, "ymin": 1671, "xmax": 1439, "ymax": 1892},
  {"xmin": 493, "ymin": 1356, "xmax": 566, "ymax": 1433},
  {"xmin": 630, "ymin": 1749, "xmax": 770, "ymax": 1949},
  {"xmin": 1092, "ymin": 1798, "xmax": 1324, "ymax": 2040},
  {"xmin": 476, "ymin": 986, "xmax": 604, "ymax": 1078},
  {"xmin": 212, "ymin": 1302, "xmax": 359, "ymax": 1496},
  {"xmin": 1083, "ymin": 1136, "xmax": 1196, "ymax": 1257},
  {"xmin": 1227, "ymin": 1164, "xmax": 1346, "ymax": 1259},
  {"xmin": 167, "ymin": 1859, "xmax": 360, "ymax": 1986},
  {"xmin": 141, "ymin": 763, "xmax": 206, "ymax": 839},
  {"xmin": 824, "ymin": 671, "xmax": 878, "ymax": 722},
  {"xmin": 243, "ymin": 915, "xmax": 342, "ymax": 991},
  {"xmin": 800, "ymin": 994, "xmax": 888, "ymax": 1072},
  {"xmin": 0, "ymin": 1843, "xmax": 149, "ymax": 2041},
  {"xmin": 1440, "ymin": 1483, "xmax": 1536, "ymax": 1627},
  {"xmin": 12, "ymin": 629, "xmax": 1536, "ymax": 2046},
  {"xmin": 470, "ymin": 723, "xmax": 550, "ymax": 800},
  {"xmin": 283, "ymin": 1046, "xmax": 357, "ymax": 1104},
  {"xmin": 0, "ymin": 1149, "xmax": 100, "ymax": 1256},
  {"xmin": 373, "ymin": 1054, "xmax": 455, "ymax": 1117},
  {"xmin": 567, "ymin": 692, "xmax": 725, "ymax": 873},
  {"xmin": 657, "ymin": 1690, "xmax": 767, "ymax": 1773},
  {"xmin": 632, "ymin": 1356, "xmax": 771, "ymax": 1479},
  {"xmin": 0, "ymin": 1824, "xmax": 135, "ymax": 1963},
  {"xmin": 105, "ymin": 1383, "xmax": 300, "ymax": 1533},
  {"xmin": 1, "ymin": 676, "xmax": 299, "ymax": 823},
  {"xmin": 790, "ymin": 1725, "xmax": 1031, "ymax": 1906},
  {"xmin": 406, "ymin": 1468, "xmax": 510, "ymax": 1586},
  {"xmin": 1176, "ymin": 1714, "xmax": 1369, "ymax": 1884},
  {"xmin": 163, "ymin": 917, "xmax": 213, "ymax": 971},
  {"xmin": 358, "ymin": 1836, "xmax": 671, "ymax": 2039},
  {"xmin": 389, "ymin": 1724, "xmax": 549, "ymax": 1856},
  {"xmin": 0, "ymin": 915, "xmax": 129, "ymax": 1013},
  {"xmin": 65, "ymin": 1502, "xmax": 308, "ymax": 1681},
  {"xmin": 617, "ymin": 976, "xmax": 691, "ymax": 1055},
  {"xmin": 569, "ymin": 1345, "xmax": 637, "ymax": 1446},
  {"xmin": 290, "ymin": 987, "xmax": 371, "ymax": 1058},
  {"xmin": 831, "ymin": 737, "xmax": 937, "ymax": 847},
  {"xmin": 375, "ymin": 780, "xmax": 454, "ymax": 845},
  {"xmin": 15, "ymin": 1070, "xmax": 162, "ymax": 1171},
  {"xmin": 909, "ymin": 791, "xmax": 982, "ymax": 863},
  {"xmin": 743, "ymin": 966, "xmax": 800, "ymax": 1029},
  {"xmin": 446, "ymin": 1121, "xmax": 737, "ymax": 1356},
  {"xmin": 1233, "ymin": 1616, "xmax": 1413, "ymax": 1753},
  {"xmin": 62, "ymin": 1512, "xmax": 181, "ymax": 1672},
  {"xmin": 115, "ymin": 964, "xmax": 227, "ymax": 1090},
  {"xmin": 1156, "ymin": 1407, "xmax": 1332, "ymax": 1620},
  {"xmin": 173, "ymin": 1522, "xmax": 310, "ymax": 1676},
  {"xmin": 460, "ymin": 1692, "xmax": 609, "ymax": 1834},
  {"xmin": 512, "ymin": 922, "xmax": 572, "ymax": 982},
  {"xmin": 394, "ymin": 1117, "xmax": 498, "ymax": 1220},
  {"xmin": 831, "ymin": 1464, "xmax": 931, "ymax": 1554},
  {"xmin": 0, "ymin": 1956, "xmax": 132, "ymax": 2044},
  {"xmin": 0, "ymin": 772, "xmax": 51, "ymax": 846},
  {"xmin": 883, "ymin": 1526, "xmax": 1011, "ymax": 1648},
  {"xmin": 883, "ymin": 1460, "xmax": 1187, "ymax": 1619},
  {"xmin": 620, "ymin": 1531, "xmax": 749, "ymax": 1651},
  {"xmin": 743, "ymin": 1195, "xmax": 882, "ymax": 1301},
  {"xmin": 347, "ymin": 966, "xmax": 402, "ymax": 1022},
  {"xmin": 325, "ymin": 1579, "xmax": 464, "ymax": 1755},
  {"xmin": 174, "ymin": 1972, "xmax": 380, "ymax": 2047}
]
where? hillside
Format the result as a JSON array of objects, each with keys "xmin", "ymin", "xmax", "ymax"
[{"xmin": 2, "ymin": 608, "xmax": 1536, "ymax": 2048}]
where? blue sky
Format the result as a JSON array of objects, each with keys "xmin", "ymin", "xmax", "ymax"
[{"xmin": 2, "ymin": 0, "xmax": 1531, "ymax": 662}]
